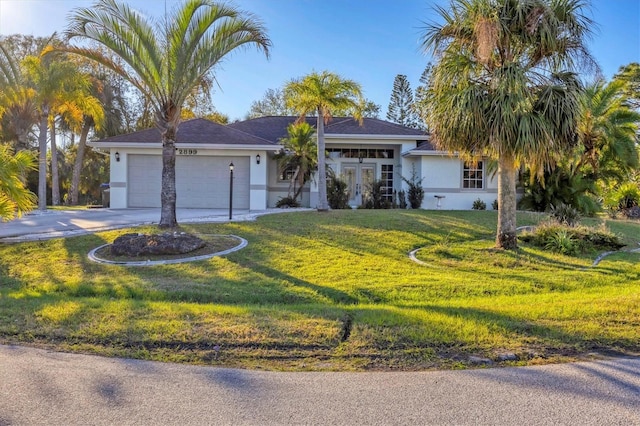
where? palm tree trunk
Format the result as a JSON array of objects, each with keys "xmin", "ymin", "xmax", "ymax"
[
  {"xmin": 159, "ymin": 124, "xmax": 178, "ymax": 229},
  {"xmin": 50, "ymin": 123, "xmax": 60, "ymax": 206},
  {"xmin": 37, "ymin": 109, "xmax": 49, "ymax": 211},
  {"xmin": 316, "ymin": 112, "xmax": 329, "ymax": 211},
  {"xmin": 70, "ymin": 122, "xmax": 91, "ymax": 205},
  {"xmin": 496, "ymin": 154, "xmax": 518, "ymax": 249}
]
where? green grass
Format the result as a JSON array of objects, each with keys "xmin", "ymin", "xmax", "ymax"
[{"xmin": 0, "ymin": 210, "xmax": 638, "ymax": 371}]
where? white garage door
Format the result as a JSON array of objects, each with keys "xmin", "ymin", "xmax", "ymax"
[{"xmin": 127, "ymin": 155, "xmax": 250, "ymax": 209}]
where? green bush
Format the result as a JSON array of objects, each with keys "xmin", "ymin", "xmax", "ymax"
[
  {"xmin": 550, "ymin": 203, "xmax": 580, "ymax": 227},
  {"xmin": 402, "ymin": 166, "xmax": 424, "ymax": 209},
  {"xmin": 492, "ymin": 199, "xmax": 498, "ymax": 210},
  {"xmin": 519, "ymin": 222, "xmax": 625, "ymax": 254},
  {"xmin": 472, "ymin": 198, "xmax": 486, "ymax": 210},
  {"xmin": 327, "ymin": 173, "xmax": 350, "ymax": 209},
  {"xmin": 361, "ymin": 180, "xmax": 392, "ymax": 209},
  {"xmin": 397, "ymin": 190, "xmax": 408, "ymax": 209}
]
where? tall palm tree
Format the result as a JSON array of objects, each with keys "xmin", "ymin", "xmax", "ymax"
[
  {"xmin": 275, "ymin": 122, "xmax": 317, "ymax": 202},
  {"xmin": 0, "ymin": 145, "xmax": 36, "ymax": 221},
  {"xmin": 577, "ymin": 79, "xmax": 640, "ymax": 183},
  {"xmin": 421, "ymin": 0, "xmax": 596, "ymax": 249},
  {"xmin": 63, "ymin": 0, "xmax": 271, "ymax": 228},
  {"xmin": 284, "ymin": 71, "xmax": 363, "ymax": 211},
  {"xmin": 22, "ymin": 51, "xmax": 94, "ymax": 210}
]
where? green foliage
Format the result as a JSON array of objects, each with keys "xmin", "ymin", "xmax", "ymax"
[
  {"xmin": 0, "ymin": 145, "xmax": 36, "ymax": 220},
  {"xmin": 275, "ymin": 196, "xmax": 301, "ymax": 208},
  {"xmin": 520, "ymin": 222, "xmax": 625, "ymax": 254},
  {"xmin": 518, "ymin": 168, "xmax": 600, "ymax": 215},
  {"xmin": 544, "ymin": 229, "xmax": 578, "ymax": 255},
  {"xmin": 550, "ymin": 203, "xmax": 581, "ymax": 227},
  {"xmin": 492, "ymin": 199, "xmax": 498, "ymax": 210},
  {"xmin": 327, "ymin": 171, "xmax": 350, "ymax": 209},
  {"xmin": 612, "ymin": 182, "xmax": 640, "ymax": 209},
  {"xmin": 386, "ymin": 74, "xmax": 420, "ymax": 129},
  {"xmin": 275, "ymin": 122, "xmax": 317, "ymax": 202},
  {"xmin": 361, "ymin": 180, "xmax": 392, "ymax": 209},
  {"xmin": 472, "ymin": 198, "xmax": 486, "ymax": 210},
  {"xmin": 402, "ymin": 166, "xmax": 424, "ymax": 209},
  {"xmin": 396, "ymin": 190, "xmax": 408, "ymax": 209}
]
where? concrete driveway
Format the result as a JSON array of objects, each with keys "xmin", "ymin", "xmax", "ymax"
[{"xmin": 0, "ymin": 208, "xmax": 256, "ymax": 242}]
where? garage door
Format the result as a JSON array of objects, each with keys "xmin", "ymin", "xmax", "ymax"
[{"xmin": 127, "ymin": 154, "xmax": 250, "ymax": 208}]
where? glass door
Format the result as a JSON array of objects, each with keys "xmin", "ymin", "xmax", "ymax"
[{"xmin": 342, "ymin": 164, "xmax": 375, "ymax": 207}]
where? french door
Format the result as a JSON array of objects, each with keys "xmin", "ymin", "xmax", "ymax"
[{"xmin": 342, "ymin": 164, "xmax": 375, "ymax": 207}]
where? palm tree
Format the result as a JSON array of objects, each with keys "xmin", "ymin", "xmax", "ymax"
[
  {"xmin": 62, "ymin": 0, "xmax": 271, "ymax": 228},
  {"xmin": 0, "ymin": 145, "xmax": 36, "ymax": 221},
  {"xmin": 420, "ymin": 0, "xmax": 596, "ymax": 249},
  {"xmin": 577, "ymin": 79, "xmax": 640, "ymax": 183},
  {"xmin": 22, "ymin": 50, "xmax": 94, "ymax": 210},
  {"xmin": 0, "ymin": 42, "xmax": 38, "ymax": 152},
  {"xmin": 284, "ymin": 71, "xmax": 363, "ymax": 211},
  {"xmin": 275, "ymin": 122, "xmax": 317, "ymax": 202}
]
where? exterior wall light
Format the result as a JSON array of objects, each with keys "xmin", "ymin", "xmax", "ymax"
[
  {"xmin": 115, "ymin": 152, "xmax": 120, "ymax": 162},
  {"xmin": 256, "ymin": 154, "xmax": 261, "ymax": 164}
]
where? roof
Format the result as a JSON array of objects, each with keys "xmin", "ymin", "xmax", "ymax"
[
  {"xmin": 228, "ymin": 116, "xmax": 429, "ymax": 141},
  {"xmin": 93, "ymin": 116, "xmax": 436, "ymax": 150},
  {"xmin": 95, "ymin": 118, "xmax": 276, "ymax": 146}
]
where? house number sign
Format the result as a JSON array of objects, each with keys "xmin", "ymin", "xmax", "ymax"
[{"xmin": 178, "ymin": 149, "xmax": 198, "ymax": 155}]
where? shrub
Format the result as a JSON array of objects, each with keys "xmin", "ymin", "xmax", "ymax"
[
  {"xmin": 550, "ymin": 203, "xmax": 580, "ymax": 227},
  {"xmin": 397, "ymin": 190, "xmax": 408, "ymax": 209},
  {"xmin": 361, "ymin": 180, "xmax": 391, "ymax": 209},
  {"xmin": 519, "ymin": 222, "xmax": 624, "ymax": 254},
  {"xmin": 492, "ymin": 199, "xmax": 498, "ymax": 210},
  {"xmin": 402, "ymin": 166, "xmax": 424, "ymax": 209},
  {"xmin": 276, "ymin": 196, "xmax": 301, "ymax": 208},
  {"xmin": 544, "ymin": 229, "xmax": 578, "ymax": 255},
  {"xmin": 327, "ymin": 173, "xmax": 350, "ymax": 209},
  {"xmin": 472, "ymin": 198, "xmax": 486, "ymax": 210}
]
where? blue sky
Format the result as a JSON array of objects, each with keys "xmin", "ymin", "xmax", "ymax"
[{"xmin": 1, "ymin": 0, "xmax": 639, "ymax": 121}]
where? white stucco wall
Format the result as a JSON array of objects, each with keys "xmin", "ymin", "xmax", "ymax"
[{"xmin": 417, "ymin": 154, "xmax": 498, "ymax": 210}]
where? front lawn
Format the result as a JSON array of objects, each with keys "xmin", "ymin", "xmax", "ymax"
[{"xmin": 0, "ymin": 210, "xmax": 638, "ymax": 370}]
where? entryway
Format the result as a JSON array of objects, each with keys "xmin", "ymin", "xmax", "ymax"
[{"xmin": 342, "ymin": 163, "xmax": 375, "ymax": 207}]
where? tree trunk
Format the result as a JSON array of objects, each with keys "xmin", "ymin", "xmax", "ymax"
[
  {"xmin": 496, "ymin": 154, "xmax": 518, "ymax": 249},
  {"xmin": 70, "ymin": 122, "xmax": 91, "ymax": 205},
  {"xmin": 50, "ymin": 123, "xmax": 60, "ymax": 206},
  {"xmin": 37, "ymin": 108, "xmax": 49, "ymax": 211},
  {"xmin": 159, "ymin": 124, "xmax": 178, "ymax": 229},
  {"xmin": 316, "ymin": 111, "xmax": 329, "ymax": 211}
]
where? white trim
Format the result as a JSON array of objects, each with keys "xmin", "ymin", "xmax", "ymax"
[
  {"xmin": 403, "ymin": 150, "xmax": 455, "ymax": 157},
  {"xmin": 88, "ymin": 141, "xmax": 282, "ymax": 151},
  {"xmin": 326, "ymin": 134, "xmax": 426, "ymax": 141}
]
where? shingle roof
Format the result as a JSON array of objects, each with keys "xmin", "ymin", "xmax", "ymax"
[
  {"xmin": 95, "ymin": 116, "xmax": 436, "ymax": 150},
  {"xmin": 228, "ymin": 116, "xmax": 429, "ymax": 141},
  {"xmin": 96, "ymin": 118, "xmax": 276, "ymax": 146}
]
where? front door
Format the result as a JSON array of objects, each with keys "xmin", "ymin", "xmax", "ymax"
[{"xmin": 343, "ymin": 164, "xmax": 375, "ymax": 207}]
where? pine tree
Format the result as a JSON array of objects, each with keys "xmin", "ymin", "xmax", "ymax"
[
  {"xmin": 413, "ymin": 64, "xmax": 433, "ymax": 130},
  {"xmin": 386, "ymin": 74, "xmax": 419, "ymax": 128}
]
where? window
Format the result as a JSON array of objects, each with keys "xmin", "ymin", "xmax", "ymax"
[
  {"xmin": 381, "ymin": 165, "xmax": 394, "ymax": 202},
  {"xmin": 279, "ymin": 165, "xmax": 297, "ymax": 182},
  {"xmin": 462, "ymin": 161, "xmax": 483, "ymax": 189},
  {"xmin": 325, "ymin": 148, "xmax": 395, "ymax": 159}
]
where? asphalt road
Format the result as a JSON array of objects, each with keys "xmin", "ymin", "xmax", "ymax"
[{"xmin": 1, "ymin": 345, "xmax": 638, "ymax": 425}]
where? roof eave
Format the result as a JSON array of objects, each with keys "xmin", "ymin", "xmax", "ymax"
[
  {"xmin": 87, "ymin": 141, "xmax": 283, "ymax": 151},
  {"xmin": 325, "ymin": 134, "xmax": 426, "ymax": 140}
]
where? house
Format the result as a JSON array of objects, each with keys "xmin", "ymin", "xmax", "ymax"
[{"xmin": 90, "ymin": 117, "xmax": 498, "ymax": 210}]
